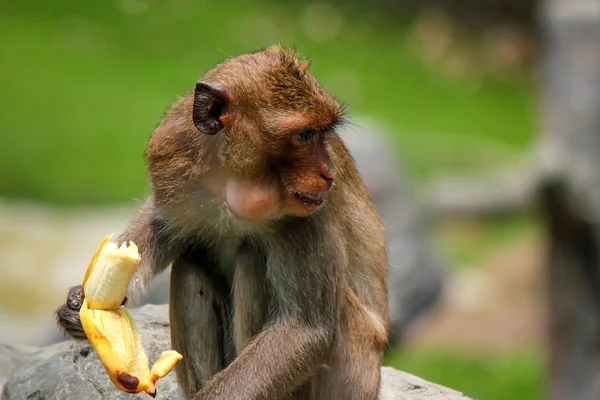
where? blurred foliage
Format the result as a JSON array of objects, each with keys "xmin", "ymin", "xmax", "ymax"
[
  {"xmin": 436, "ymin": 215, "xmax": 542, "ymax": 270},
  {"xmin": 0, "ymin": 1, "xmax": 541, "ymax": 398},
  {"xmin": 0, "ymin": 0, "xmax": 534, "ymax": 205},
  {"xmin": 385, "ymin": 348, "xmax": 544, "ymax": 400}
]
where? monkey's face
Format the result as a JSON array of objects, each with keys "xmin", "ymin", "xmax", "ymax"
[
  {"xmin": 273, "ymin": 127, "xmax": 336, "ymax": 217},
  {"xmin": 187, "ymin": 47, "xmax": 343, "ymax": 222},
  {"xmin": 212, "ymin": 126, "xmax": 336, "ymax": 222}
]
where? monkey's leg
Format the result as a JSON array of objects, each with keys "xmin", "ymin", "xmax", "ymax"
[
  {"xmin": 232, "ymin": 241, "xmax": 269, "ymax": 353},
  {"xmin": 334, "ymin": 339, "xmax": 383, "ymax": 400},
  {"xmin": 169, "ymin": 256, "xmax": 232, "ymax": 397},
  {"xmin": 318, "ymin": 288, "xmax": 387, "ymax": 400},
  {"xmin": 233, "ymin": 243, "xmax": 318, "ymax": 400},
  {"xmin": 233, "ymin": 245, "xmax": 315, "ymax": 399}
]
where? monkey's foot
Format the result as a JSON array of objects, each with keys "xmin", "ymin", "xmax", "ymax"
[{"xmin": 79, "ymin": 235, "xmax": 183, "ymax": 397}]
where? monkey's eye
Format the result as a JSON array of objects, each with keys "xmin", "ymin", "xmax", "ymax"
[{"xmin": 297, "ymin": 128, "xmax": 316, "ymax": 142}]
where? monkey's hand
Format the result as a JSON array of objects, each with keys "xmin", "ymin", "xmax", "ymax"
[
  {"xmin": 55, "ymin": 286, "xmax": 129, "ymax": 341},
  {"xmin": 55, "ymin": 285, "xmax": 88, "ymax": 340},
  {"xmin": 77, "ymin": 235, "xmax": 183, "ymax": 397}
]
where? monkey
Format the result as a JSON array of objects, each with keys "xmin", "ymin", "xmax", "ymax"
[{"xmin": 55, "ymin": 45, "xmax": 389, "ymax": 400}]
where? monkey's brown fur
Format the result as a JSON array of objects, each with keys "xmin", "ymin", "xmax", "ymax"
[{"xmin": 56, "ymin": 45, "xmax": 388, "ymax": 400}]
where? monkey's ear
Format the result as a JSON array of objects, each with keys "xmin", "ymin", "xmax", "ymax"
[{"xmin": 192, "ymin": 82, "xmax": 235, "ymax": 135}]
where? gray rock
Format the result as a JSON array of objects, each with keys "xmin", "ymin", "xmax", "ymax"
[
  {"xmin": 1, "ymin": 305, "xmax": 468, "ymax": 400},
  {"xmin": 2, "ymin": 305, "xmax": 181, "ymax": 400},
  {"xmin": 0, "ymin": 343, "xmax": 37, "ymax": 395},
  {"xmin": 379, "ymin": 367, "xmax": 470, "ymax": 400}
]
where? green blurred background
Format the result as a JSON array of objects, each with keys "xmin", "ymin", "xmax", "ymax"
[{"xmin": 0, "ymin": 1, "xmax": 542, "ymax": 399}]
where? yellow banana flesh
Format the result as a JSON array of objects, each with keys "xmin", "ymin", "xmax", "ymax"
[
  {"xmin": 79, "ymin": 235, "xmax": 183, "ymax": 397},
  {"xmin": 82, "ymin": 235, "xmax": 141, "ymax": 310}
]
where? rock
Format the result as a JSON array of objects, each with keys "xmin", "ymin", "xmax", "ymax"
[
  {"xmin": 1, "ymin": 305, "xmax": 468, "ymax": 400},
  {"xmin": 2, "ymin": 305, "xmax": 180, "ymax": 400},
  {"xmin": 380, "ymin": 367, "xmax": 470, "ymax": 400},
  {"xmin": 0, "ymin": 343, "xmax": 36, "ymax": 395}
]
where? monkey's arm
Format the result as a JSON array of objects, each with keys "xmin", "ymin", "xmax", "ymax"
[
  {"xmin": 198, "ymin": 319, "xmax": 332, "ymax": 400},
  {"xmin": 194, "ymin": 227, "xmax": 343, "ymax": 400},
  {"xmin": 56, "ymin": 198, "xmax": 182, "ymax": 338},
  {"xmin": 116, "ymin": 198, "xmax": 183, "ymax": 305}
]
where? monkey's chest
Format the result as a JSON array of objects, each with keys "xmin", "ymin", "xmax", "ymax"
[
  {"xmin": 205, "ymin": 239, "xmax": 271, "ymax": 349},
  {"xmin": 214, "ymin": 239, "xmax": 241, "ymax": 276}
]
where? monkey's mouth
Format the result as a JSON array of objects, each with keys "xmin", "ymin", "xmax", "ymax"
[{"xmin": 294, "ymin": 192, "xmax": 325, "ymax": 206}]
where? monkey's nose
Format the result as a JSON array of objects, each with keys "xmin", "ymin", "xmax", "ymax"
[
  {"xmin": 320, "ymin": 162, "xmax": 335, "ymax": 180},
  {"xmin": 320, "ymin": 168, "xmax": 335, "ymax": 190}
]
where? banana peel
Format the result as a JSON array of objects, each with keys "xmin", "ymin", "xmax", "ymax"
[{"xmin": 79, "ymin": 235, "xmax": 183, "ymax": 397}]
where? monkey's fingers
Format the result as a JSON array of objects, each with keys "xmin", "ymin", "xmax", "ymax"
[
  {"xmin": 80, "ymin": 301, "xmax": 182, "ymax": 397},
  {"xmin": 82, "ymin": 235, "xmax": 141, "ymax": 310},
  {"xmin": 55, "ymin": 304, "xmax": 87, "ymax": 340},
  {"xmin": 55, "ymin": 285, "xmax": 87, "ymax": 340}
]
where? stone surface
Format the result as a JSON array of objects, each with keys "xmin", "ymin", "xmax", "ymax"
[
  {"xmin": 1, "ymin": 305, "xmax": 180, "ymax": 400},
  {"xmin": 379, "ymin": 367, "xmax": 470, "ymax": 400},
  {"xmin": 1, "ymin": 305, "xmax": 468, "ymax": 400},
  {"xmin": 0, "ymin": 343, "xmax": 36, "ymax": 397}
]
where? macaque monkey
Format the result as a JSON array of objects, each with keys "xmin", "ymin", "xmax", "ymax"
[{"xmin": 56, "ymin": 45, "xmax": 389, "ymax": 400}]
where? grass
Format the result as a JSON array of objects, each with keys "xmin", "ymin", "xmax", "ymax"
[
  {"xmin": 397, "ymin": 215, "xmax": 545, "ymax": 400},
  {"xmin": 385, "ymin": 348, "xmax": 545, "ymax": 400},
  {"xmin": 0, "ymin": 0, "xmax": 534, "ymax": 205},
  {"xmin": 435, "ymin": 215, "xmax": 542, "ymax": 270}
]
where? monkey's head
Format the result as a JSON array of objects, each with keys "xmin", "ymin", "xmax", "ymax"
[{"xmin": 149, "ymin": 46, "xmax": 345, "ymax": 222}]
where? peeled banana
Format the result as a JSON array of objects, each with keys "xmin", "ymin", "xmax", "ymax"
[{"xmin": 79, "ymin": 235, "xmax": 183, "ymax": 397}]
